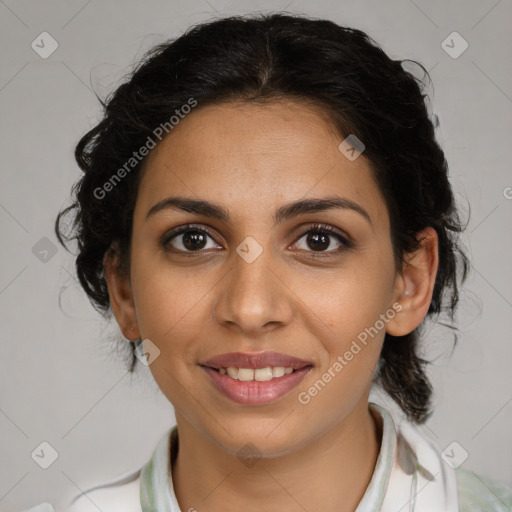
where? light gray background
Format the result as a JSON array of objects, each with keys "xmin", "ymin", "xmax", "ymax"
[{"xmin": 1, "ymin": 0, "xmax": 511, "ymax": 510}]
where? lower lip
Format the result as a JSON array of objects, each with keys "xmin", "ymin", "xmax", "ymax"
[{"xmin": 201, "ymin": 366, "xmax": 312, "ymax": 406}]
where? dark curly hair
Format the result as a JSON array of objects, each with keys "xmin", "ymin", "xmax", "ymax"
[{"xmin": 55, "ymin": 12, "xmax": 469, "ymax": 424}]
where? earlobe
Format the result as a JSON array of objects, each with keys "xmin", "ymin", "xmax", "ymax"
[
  {"xmin": 386, "ymin": 227, "xmax": 439, "ymax": 337},
  {"xmin": 103, "ymin": 242, "xmax": 140, "ymax": 340}
]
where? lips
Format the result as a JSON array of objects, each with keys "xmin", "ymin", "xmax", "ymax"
[
  {"xmin": 200, "ymin": 351, "xmax": 313, "ymax": 370},
  {"xmin": 199, "ymin": 351, "xmax": 313, "ymax": 406}
]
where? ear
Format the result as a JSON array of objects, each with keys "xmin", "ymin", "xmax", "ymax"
[
  {"xmin": 386, "ymin": 227, "xmax": 439, "ymax": 337},
  {"xmin": 103, "ymin": 241, "xmax": 140, "ymax": 341}
]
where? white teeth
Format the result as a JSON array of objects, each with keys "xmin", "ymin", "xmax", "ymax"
[
  {"xmin": 227, "ymin": 367, "xmax": 239, "ymax": 379},
  {"xmin": 254, "ymin": 367, "xmax": 273, "ymax": 381},
  {"xmin": 272, "ymin": 367, "xmax": 285, "ymax": 378},
  {"xmin": 238, "ymin": 368, "xmax": 254, "ymax": 381},
  {"xmin": 221, "ymin": 366, "xmax": 297, "ymax": 381}
]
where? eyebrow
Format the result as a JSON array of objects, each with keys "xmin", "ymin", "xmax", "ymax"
[{"xmin": 145, "ymin": 195, "xmax": 372, "ymax": 226}]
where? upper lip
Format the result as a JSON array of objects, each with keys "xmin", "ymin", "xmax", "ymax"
[{"xmin": 200, "ymin": 351, "xmax": 313, "ymax": 370}]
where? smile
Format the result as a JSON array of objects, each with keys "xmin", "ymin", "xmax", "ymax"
[
  {"xmin": 199, "ymin": 351, "xmax": 313, "ymax": 405},
  {"xmin": 217, "ymin": 366, "xmax": 294, "ymax": 381}
]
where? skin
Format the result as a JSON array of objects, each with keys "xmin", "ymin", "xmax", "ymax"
[{"xmin": 104, "ymin": 99, "xmax": 438, "ymax": 512}]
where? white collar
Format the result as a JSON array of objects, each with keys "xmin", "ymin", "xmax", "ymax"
[{"xmin": 138, "ymin": 402, "xmax": 459, "ymax": 512}]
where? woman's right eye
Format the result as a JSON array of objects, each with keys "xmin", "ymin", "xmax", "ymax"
[{"xmin": 161, "ymin": 224, "xmax": 221, "ymax": 253}]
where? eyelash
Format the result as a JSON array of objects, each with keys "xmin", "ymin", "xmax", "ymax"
[{"xmin": 161, "ymin": 223, "xmax": 352, "ymax": 256}]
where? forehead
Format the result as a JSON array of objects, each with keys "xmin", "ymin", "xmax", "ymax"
[{"xmin": 134, "ymin": 99, "xmax": 388, "ymax": 228}]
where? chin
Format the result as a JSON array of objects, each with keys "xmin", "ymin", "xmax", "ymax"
[{"xmin": 204, "ymin": 415, "xmax": 310, "ymax": 459}]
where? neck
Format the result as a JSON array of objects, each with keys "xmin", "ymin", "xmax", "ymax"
[{"xmin": 171, "ymin": 401, "xmax": 383, "ymax": 512}]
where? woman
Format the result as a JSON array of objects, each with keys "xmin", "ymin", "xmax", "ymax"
[{"xmin": 28, "ymin": 12, "xmax": 511, "ymax": 512}]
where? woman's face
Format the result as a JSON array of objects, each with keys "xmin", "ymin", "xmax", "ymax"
[{"xmin": 114, "ymin": 99, "xmax": 406, "ymax": 456}]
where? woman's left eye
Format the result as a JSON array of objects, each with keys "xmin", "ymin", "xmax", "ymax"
[{"xmin": 292, "ymin": 224, "xmax": 352, "ymax": 254}]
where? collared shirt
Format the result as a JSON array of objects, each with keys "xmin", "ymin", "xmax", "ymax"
[{"xmin": 25, "ymin": 402, "xmax": 512, "ymax": 512}]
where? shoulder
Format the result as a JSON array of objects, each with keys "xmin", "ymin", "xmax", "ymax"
[
  {"xmin": 21, "ymin": 426, "xmax": 175, "ymax": 512},
  {"xmin": 389, "ymin": 409, "xmax": 512, "ymax": 511},
  {"xmin": 455, "ymin": 466, "xmax": 512, "ymax": 512}
]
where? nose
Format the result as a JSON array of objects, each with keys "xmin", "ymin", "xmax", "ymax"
[{"xmin": 214, "ymin": 240, "xmax": 294, "ymax": 336}]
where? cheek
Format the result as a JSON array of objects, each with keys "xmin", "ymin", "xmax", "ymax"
[
  {"xmin": 130, "ymin": 248, "xmax": 215, "ymax": 350},
  {"xmin": 130, "ymin": 256, "xmax": 212, "ymax": 406},
  {"xmin": 300, "ymin": 259, "xmax": 395, "ymax": 349},
  {"xmin": 294, "ymin": 267, "xmax": 393, "ymax": 417}
]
